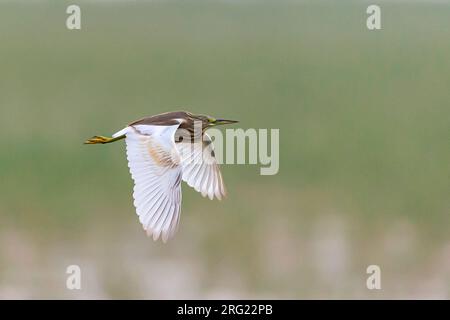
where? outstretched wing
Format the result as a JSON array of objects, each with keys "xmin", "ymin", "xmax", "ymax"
[
  {"xmin": 176, "ymin": 133, "xmax": 226, "ymax": 200},
  {"xmin": 121, "ymin": 124, "xmax": 182, "ymax": 242}
]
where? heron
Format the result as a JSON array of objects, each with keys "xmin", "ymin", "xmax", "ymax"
[{"xmin": 84, "ymin": 111, "xmax": 238, "ymax": 242}]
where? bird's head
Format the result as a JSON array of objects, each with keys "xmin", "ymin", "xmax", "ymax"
[{"xmin": 189, "ymin": 113, "xmax": 239, "ymax": 129}]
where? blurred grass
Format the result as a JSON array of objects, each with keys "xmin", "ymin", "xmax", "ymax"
[{"xmin": 0, "ymin": 1, "xmax": 449, "ymax": 298}]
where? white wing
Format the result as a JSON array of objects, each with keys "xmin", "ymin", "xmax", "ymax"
[
  {"xmin": 177, "ymin": 133, "xmax": 226, "ymax": 200},
  {"xmin": 119, "ymin": 124, "xmax": 182, "ymax": 242}
]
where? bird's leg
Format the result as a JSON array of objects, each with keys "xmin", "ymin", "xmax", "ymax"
[{"xmin": 84, "ymin": 135, "xmax": 125, "ymax": 145}]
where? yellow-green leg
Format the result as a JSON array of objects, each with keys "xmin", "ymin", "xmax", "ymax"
[{"xmin": 84, "ymin": 135, "xmax": 125, "ymax": 145}]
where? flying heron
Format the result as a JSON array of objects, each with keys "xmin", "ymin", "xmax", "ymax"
[{"xmin": 84, "ymin": 111, "xmax": 238, "ymax": 242}]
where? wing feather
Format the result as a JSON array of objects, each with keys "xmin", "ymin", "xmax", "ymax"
[
  {"xmin": 123, "ymin": 124, "xmax": 183, "ymax": 242},
  {"xmin": 177, "ymin": 133, "xmax": 226, "ymax": 200},
  {"xmin": 113, "ymin": 124, "xmax": 226, "ymax": 242}
]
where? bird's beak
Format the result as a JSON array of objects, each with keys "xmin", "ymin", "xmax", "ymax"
[{"xmin": 213, "ymin": 119, "xmax": 239, "ymax": 125}]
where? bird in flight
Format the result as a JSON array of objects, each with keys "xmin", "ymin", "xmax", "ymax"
[{"xmin": 84, "ymin": 111, "xmax": 238, "ymax": 242}]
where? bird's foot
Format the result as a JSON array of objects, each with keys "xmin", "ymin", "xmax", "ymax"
[{"xmin": 84, "ymin": 135, "xmax": 113, "ymax": 144}]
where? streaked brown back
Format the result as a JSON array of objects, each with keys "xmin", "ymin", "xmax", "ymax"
[{"xmin": 129, "ymin": 111, "xmax": 191, "ymax": 126}]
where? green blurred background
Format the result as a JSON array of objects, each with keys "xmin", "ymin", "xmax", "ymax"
[{"xmin": 0, "ymin": 0, "xmax": 449, "ymax": 299}]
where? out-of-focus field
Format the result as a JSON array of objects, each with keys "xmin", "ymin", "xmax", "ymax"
[{"xmin": 0, "ymin": 1, "xmax": 449, "ymax": 298}]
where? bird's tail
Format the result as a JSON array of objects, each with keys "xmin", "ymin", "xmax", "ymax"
[{"xmin": 84, "ymin": 135, "xmax": 126, "ymax": 145}]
